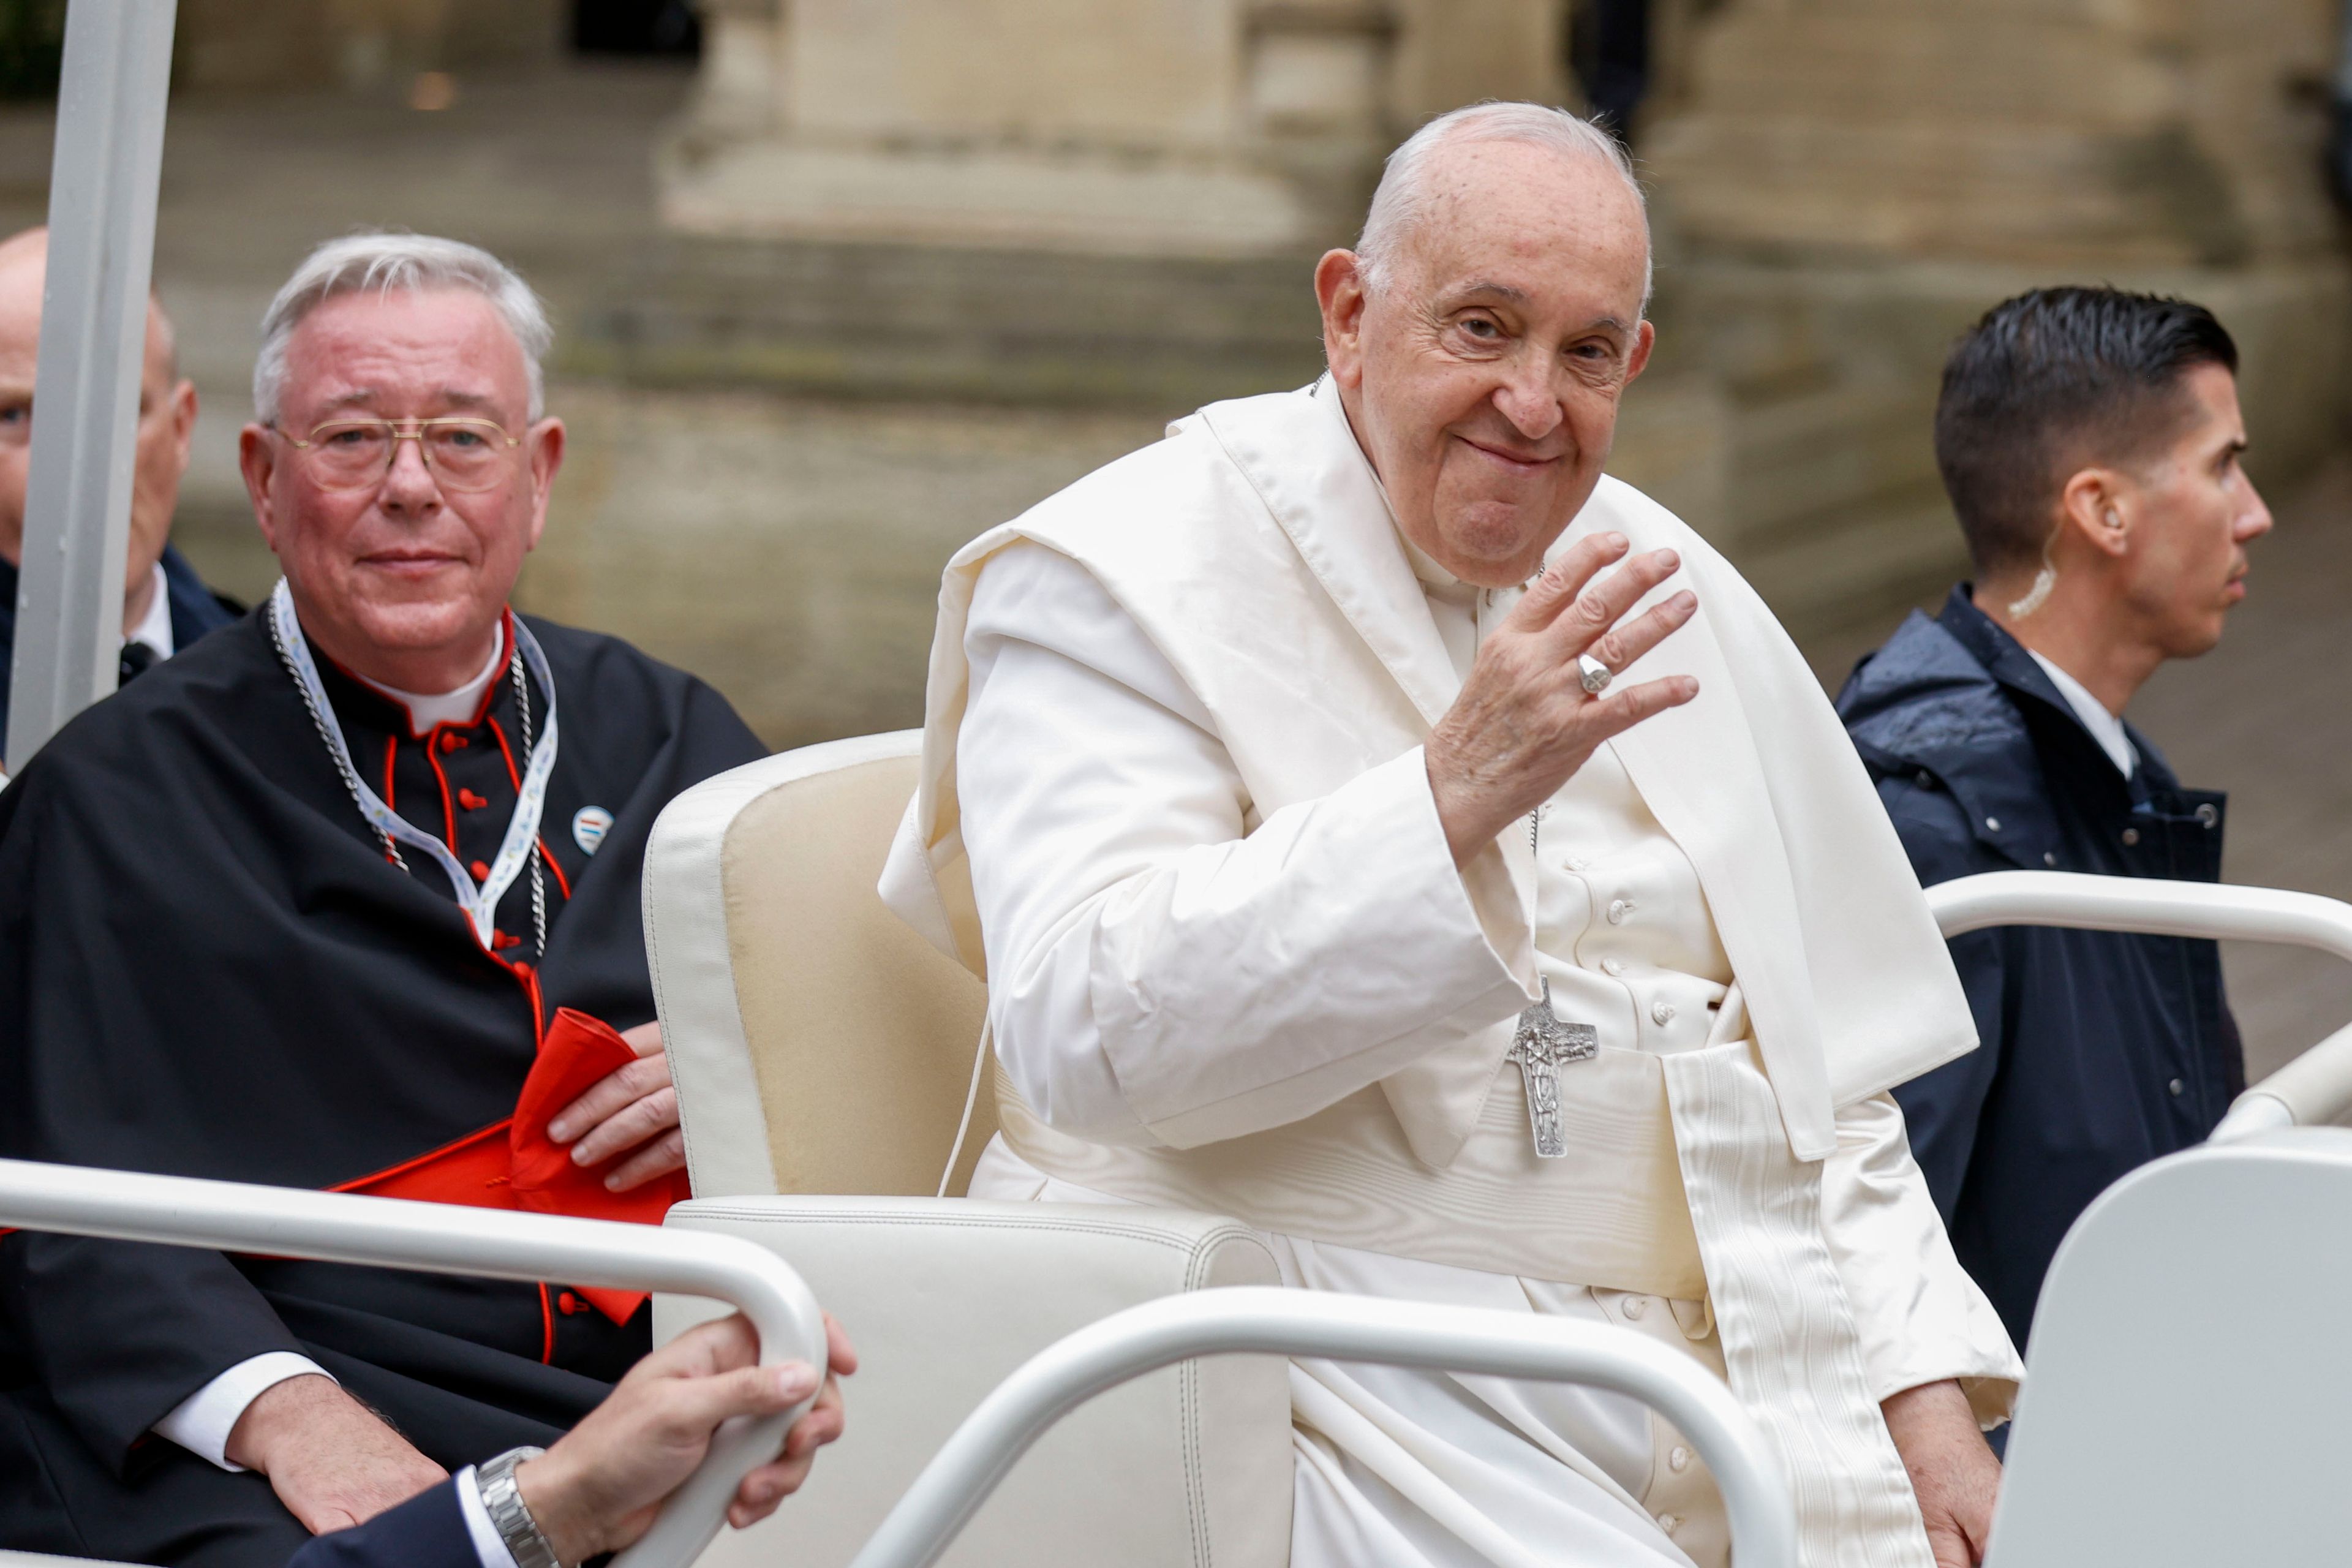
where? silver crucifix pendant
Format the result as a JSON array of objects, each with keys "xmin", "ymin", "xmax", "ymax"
[{"xmin": 1507, "ymin": 978, "xmax": 1598, "ymax": 1159}]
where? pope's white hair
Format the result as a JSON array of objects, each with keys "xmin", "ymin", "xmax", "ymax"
[
  {"xmin": 253, "ymin": 232, "xmax": 553, "ymax": 425},
  {"xmin": 1356, "ymin": 102, "xmax": 1653, "ymax": 311}
]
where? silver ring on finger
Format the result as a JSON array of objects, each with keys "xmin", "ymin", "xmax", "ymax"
[{"xmin": 1577, "ymin": 653, "xmax": 1613, "ymax": 696}]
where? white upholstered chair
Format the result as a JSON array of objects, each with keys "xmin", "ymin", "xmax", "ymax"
[{"xmin": 641, "ymin": 732, "xmax": 1294, "ymax": 1568}]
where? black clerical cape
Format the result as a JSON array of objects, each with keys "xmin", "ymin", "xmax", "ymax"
[{"xmin": 0, "ymin": 607, "xmax": 764, "ymax": 1563}]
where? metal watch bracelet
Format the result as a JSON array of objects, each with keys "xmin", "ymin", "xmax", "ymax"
[{"xmin": 476, "ymin": 1444, "xmax": 562, "ymax": 1568}]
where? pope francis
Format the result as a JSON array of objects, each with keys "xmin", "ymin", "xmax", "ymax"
[{"xmin": 881, "ymin": 103, "xmax": 2022, "ymax": 1568}]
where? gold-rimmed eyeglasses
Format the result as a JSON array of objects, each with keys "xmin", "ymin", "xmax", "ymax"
[{"xmin": 273, "ymin": 417, "xmax": 524, "ymax": 493}]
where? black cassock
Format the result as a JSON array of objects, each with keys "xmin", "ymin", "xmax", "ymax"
[{"xmin": 0, "ymin": 608, "xmax": 765, "ymax": 1566}]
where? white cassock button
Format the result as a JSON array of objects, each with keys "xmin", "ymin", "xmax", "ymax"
[
  {"xmin": 1985, "ymin": 816, "xmax": 2001, "ymax": 832},
  {"xmin": 1601, "ymin": 957, "xmax": 1627, "ymax": 976},
  {"xmin": 1607, "ymin": 899, "xmax": 1632, "ymax": 924},
  {"xmin": 2169, "ymin": 1078, "xmax": 2185, "ymax": 1096},
  {"xmin": 1622, "ymin": 1295, "xmax": 1649, "ymax": 1320},
  {"xmin": 2043, "ymin": 851, "xmax": 2059, "ymax": 867},
  {"xmin": 1657, "ymin": 1513, "xmax": 1681, "ymax": 1536},
  {"xmin": 1651, "ymin": 1000, "xmax": 1676, "ymax": 1025},
  {"xmin": 1668, "ymin": 1445, "xmax": 1691, "ymax": 1473}
]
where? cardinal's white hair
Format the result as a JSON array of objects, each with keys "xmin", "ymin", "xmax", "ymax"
[
  {"xmin": 1356, "ymin": 102, "xmax": 1652, "ymax": 309},
  {"xmin": 254, "ymin": 232, "xmax": 553, "ymax": 424}
]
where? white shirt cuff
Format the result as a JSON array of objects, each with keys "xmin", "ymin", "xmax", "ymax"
[
  {"xmin": 151, "ymin": 1351, "xmax": 334, "ymax": 1471},
  {"xmin": 456, "ymin": 1464, "xmax": 525, "ymax": 1568}
]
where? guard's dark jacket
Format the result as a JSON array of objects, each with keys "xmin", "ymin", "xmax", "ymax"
[
  {"xmin": 1837, "ymin": 587, "xmax": 2241, "ymax": 1349},
  {"xmin": 0, "ymin": 609, "xmax": 764, "ymax": 1567}
]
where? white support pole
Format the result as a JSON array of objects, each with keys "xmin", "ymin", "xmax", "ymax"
[{"xmin": 4, "ymin": 0, "xmax": 176, "ymax": 771}]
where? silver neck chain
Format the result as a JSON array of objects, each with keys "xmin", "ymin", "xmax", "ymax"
[{"xmin": 270, "ymin": 612, "xmax": 548, "ymax": 962}]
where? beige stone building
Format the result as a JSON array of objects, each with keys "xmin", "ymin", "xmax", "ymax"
[{"xmin": 653, "ymin": 0, "xmax": 2350, "ymax": 638}]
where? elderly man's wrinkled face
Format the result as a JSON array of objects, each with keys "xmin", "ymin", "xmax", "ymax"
[
  {"xmin": 241, "ymin": 287, "xmax": 563, "ymax": 689},
  {"xmin": 1317, "ymin": 140, "xmax": 1654, "ymax": 588}
]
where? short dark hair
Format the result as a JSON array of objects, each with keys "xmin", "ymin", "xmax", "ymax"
[{"xmin": 1933, "ymin": 286, "xmax": 2238, "ymax": 576}]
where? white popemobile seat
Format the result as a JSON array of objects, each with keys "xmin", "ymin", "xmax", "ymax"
[{"xmin": 640, "ymin": 731, "xmax": 1295, "ymax": 1568}]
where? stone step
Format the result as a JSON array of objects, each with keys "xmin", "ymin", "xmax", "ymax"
[
  {"xmin": 1648, "ymin": 116, "xmax": 2256, "ymax": 266},
  {"xmin": 1679, "ymin": 15, "xmax": 2184, "ymax": 129},
  {"xmin": 565, "ymin": 234, "xmax": 1332, "ymax": 408}
]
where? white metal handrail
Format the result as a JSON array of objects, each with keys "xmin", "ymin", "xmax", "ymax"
[
  {"xmin": 845, "ymin": 1287, "xmax": 1798, "ymax": 1568},
  {"xmin": 2, "ymin": 1159, "xmax": 1801, "ymax": 1568},
  {"xmin": 1923, "ymin": 871, "xmax": 2352, "ymax": 1140},
  {"xmin": 0, "ymin": 1158, "xmax": 826, "ymax": 1568}
]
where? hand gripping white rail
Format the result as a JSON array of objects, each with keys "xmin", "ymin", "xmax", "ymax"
[
  {"xmin": 0, "ymin": 1158, "xmax": 827, "ymax": 1568},
  {"xmin": 845, "ymin": 1287, "xmax": 1799, "ymax": 1568},
  {"xmin": 1923, "ymin": 871, "xmax": 2352, "ymax": 1140}
]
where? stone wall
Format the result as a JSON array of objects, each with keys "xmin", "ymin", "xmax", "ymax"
[
  {"xmin": 622, "ymin": 0, "xmax": 2352, "ymax": 647},
  {"xmin": 665, "ymin": 0, "xmax": 1412, "ymax": 256},
  {"xmin": 1635, "ymin": 0, "xmax": 2351, "ymax": 644},
  {"xmin": 175, "ymin": 0, "xmax": 564, "ymax": 93}
]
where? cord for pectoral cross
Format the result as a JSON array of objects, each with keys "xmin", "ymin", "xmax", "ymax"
[{"xmin": 1511, "ymin": 801, "xmax": 1596, "ymax": 1158}]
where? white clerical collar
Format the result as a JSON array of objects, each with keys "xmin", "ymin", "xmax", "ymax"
[
  {"xmin": 2027, "ymin": 649, "xmax": 2137, "ymax": 778},
  {"xmin": 356, "ymin": 624, "xmax": 508, "ymax": 733},
  {"xmin": 124, "ymin": 561, "xmax": 173, "ymax": 661},
  {"xmin": 1396, "ymin": 530, "xmax": 1483, "ymax": 604}
]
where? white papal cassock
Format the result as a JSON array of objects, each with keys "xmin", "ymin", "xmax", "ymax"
[{"xmin": 880, "ymin": 377, "xmax": 2022, "ymax": 1568}]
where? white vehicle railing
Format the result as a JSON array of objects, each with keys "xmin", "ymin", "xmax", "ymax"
[
  {"xmin": 0, "ymin": 1158, "xmax": 826, "ymax": 1568},
  {"xmin": 0, "ymin": 1159, "xmax": 1803, "ymax": 1568},
  {"xmin": 846, "ymin": 1287, "xmax": 1796, "ymax": 1568},
  {"xmin": 1924, "ymin": 871, "xmax": 2352, "ymax": 1142}
]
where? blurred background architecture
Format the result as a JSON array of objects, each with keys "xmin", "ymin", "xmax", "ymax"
[{"xmin": 0, "ymin": 0, "xmax": 2347, "ymax": 1064}]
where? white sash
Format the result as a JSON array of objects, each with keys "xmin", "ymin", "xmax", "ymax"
[
  {"xmin": 1659, "ymin": 1041, "xmax": 1936, "ymax": 1568},
  {"xmin": 269, "ymin": 580, "xmax": 560, "ymax": 948}
]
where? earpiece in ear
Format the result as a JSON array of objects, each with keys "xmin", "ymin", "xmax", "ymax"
[{"xmin": 2008, "ymin": 522, "xmax": 2063, "ymax": 617}]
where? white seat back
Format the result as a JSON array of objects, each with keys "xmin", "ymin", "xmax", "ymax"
[
  {"xmin": 644, "ymin": 732, "xmax": 994, "ymax": 1199},
  {"xmin": 642, "ymin": 739, "xmax": 1295, "ymax": 1568},
  {"xmin": 657, "ymin": 1198, "xmax": 1291, "ymax": 1568},
  {"xmin": 1988, "ymin": 1129, "xmax": 2352, "ymax": 1564}
]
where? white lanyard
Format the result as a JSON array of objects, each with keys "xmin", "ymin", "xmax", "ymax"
[{"xmin": 269, "ymin": 580, "xmax": 560, "ymax": 949}]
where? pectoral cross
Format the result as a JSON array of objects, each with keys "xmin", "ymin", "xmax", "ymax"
[{"xmin": 1509, "ymin": 978, "xmax": 1597, "ymax": 1159}]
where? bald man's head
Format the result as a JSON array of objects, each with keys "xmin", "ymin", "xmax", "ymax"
[
  {"xmin": 0, "ymin": 226, "xmax": 196, "ymax": 631},
  {"xmin": 1314, "ymin": 107, "xmax": 1656, "ymax": 587}
]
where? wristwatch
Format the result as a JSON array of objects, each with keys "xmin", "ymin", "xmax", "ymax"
[{"xmin": 475, "ymin": 1444, "xmax": 562, "ymax": 1568}]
